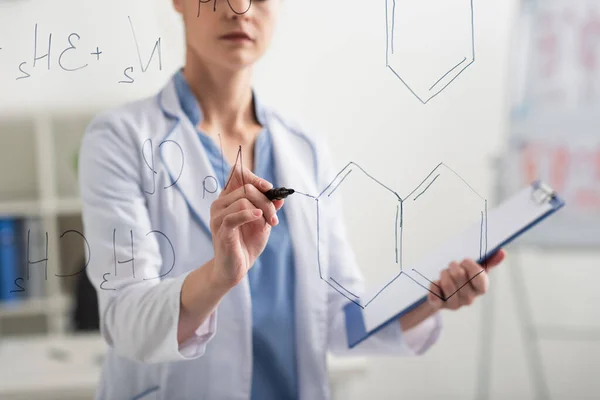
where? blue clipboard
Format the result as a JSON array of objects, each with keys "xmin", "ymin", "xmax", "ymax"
[{"xmin": 344, "ymin": 180, "xmax": 566, "ymax": 349}]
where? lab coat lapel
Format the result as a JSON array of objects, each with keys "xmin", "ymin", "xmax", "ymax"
[
  {"xmin": 268, "ymin": 116, "xmax": 321, "ymax": 285},
  {"xmin": 157, "ymin": 79, "xmax": 220, "ymax": 238},
  {"xmin": 269, "ymin": 115, "xmax": 330, "ymax": 400}
]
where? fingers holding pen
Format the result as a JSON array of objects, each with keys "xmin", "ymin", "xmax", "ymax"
[
  {"xmin": 211, "ymin": 198, "xmax": 263, "ymax": 234},
  {"xmin": 213, "ymin": 183, "xmax": 280, "ymax": 227},
  {"xmin": 272, "ymin": 199, "xmax": 284, "ymax": 212},
  {"xmin": 211, "ymin": 163, "xmax": 288, "ymax": 231},
  {"xmin": 220, "ymin": 207, "xmax": 265, "ymax": 234}
]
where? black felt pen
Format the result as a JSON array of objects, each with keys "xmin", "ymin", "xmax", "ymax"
[{"xmin": 264, "ymin": 187, "xmax": 295, "ymax": 201}]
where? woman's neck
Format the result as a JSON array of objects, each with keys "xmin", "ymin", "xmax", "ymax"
[{"xmin": 182, "ymin": 56, "xmax": 261, "ymax": 145}]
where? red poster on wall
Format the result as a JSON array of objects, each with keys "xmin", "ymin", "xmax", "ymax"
[{"xmin": 502, "ymin": 0, "xmax": 600, "ymax": 246}]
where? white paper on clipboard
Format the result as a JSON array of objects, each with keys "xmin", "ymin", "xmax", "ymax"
[{"xmin": 344, "ymin": 181, "xmax": 565, "ymax": 346}]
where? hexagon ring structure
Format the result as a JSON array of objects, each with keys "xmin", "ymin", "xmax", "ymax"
[
  {"xmin": 401, "ymin": 163, "xmax": 488, "ymax": 303},
  {"xmin": 316, "ymin": 162, "xmax": 403, "ymax": 309},
  {"xmin": 386, "ymin": 0, "xmax": 475, "ymax": 104}
]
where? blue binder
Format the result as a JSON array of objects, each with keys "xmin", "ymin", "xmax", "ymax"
[
  {"xmin": 344, "ymin": 180, "xmax": 566, "ymax": 348},
  {"xmin": 0, "ymin": 218, "xmax": 19, "ymax": 302}
]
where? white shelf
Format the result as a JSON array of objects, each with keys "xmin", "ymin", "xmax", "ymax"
[
  {"xmin": 0, "ymin": 197, "xmax": 82, "ymax": 218},
  {"xmin": 0, "ymin": 333, "xmax": 105, "ymax": 399},
  {"xmin": 0, "ymin": 294, "xmax": 71, "ymax": 318},
  {"xmin": 0, "ymin": 200, "xmax": 41, "ymax": 217}
]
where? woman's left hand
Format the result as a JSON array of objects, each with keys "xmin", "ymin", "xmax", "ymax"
[{"xmin": 426, "ymin": 249, "xmax": 506, "ymax": 311}]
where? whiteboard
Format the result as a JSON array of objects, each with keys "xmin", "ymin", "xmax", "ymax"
[
  {"xmin": 0, "ymin": 0, "xmax": 518, "ymax": 309},
  {"xmin": 501, "ymin": 0, "xmax": 600, "ymax": 247}
]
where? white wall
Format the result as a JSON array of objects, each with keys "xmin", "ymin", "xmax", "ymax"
[{"xmin": 1, "ymin": 0, "xmax": 599, "ymax": 399}]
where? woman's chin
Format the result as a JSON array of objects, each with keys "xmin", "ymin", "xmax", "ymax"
[{"xmin": 220, "ymin": 54, "xmax": 258, "ymax": 72}]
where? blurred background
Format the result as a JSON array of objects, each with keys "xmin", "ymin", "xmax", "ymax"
[{"xmin": 0, "ymin": 0, "xmax": 598, "ymax": 399}]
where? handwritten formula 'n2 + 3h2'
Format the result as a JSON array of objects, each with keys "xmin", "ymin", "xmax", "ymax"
[{"xmin": 0, "ymin": 16, "xmax": 162, "ymax": 84}]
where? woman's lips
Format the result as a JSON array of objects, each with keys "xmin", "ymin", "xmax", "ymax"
[{"xmin": 220, "ymin": 32, "xmax": 253, "ymax": 42}]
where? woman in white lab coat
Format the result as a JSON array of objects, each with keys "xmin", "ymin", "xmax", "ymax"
[{"xmin": 79, "ymin": 0, "xmax": 506, "ymax": 399}]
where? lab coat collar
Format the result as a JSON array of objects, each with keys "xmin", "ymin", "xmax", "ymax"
[{"xmin": 157, "ymin": 75, "xmax": 217, "ymax": 238}]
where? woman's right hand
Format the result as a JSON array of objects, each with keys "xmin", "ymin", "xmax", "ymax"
[{"xmin": 209, "ymin": 166, "xmax": 284, "ymax": 289}]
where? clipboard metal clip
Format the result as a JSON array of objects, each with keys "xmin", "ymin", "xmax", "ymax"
[{"xmin": 531, "ymin": 180, "xmax": 557, "ymax": 205}]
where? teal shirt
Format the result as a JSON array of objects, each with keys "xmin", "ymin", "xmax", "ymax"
[{"xmin": 174, "ymin": 71, "xmax": 299, "ymax": 400}]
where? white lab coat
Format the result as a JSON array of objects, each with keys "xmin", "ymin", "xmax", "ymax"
[{"xmin": 79, "ymin": 75, "xmax": 443, "ymax": 400}]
